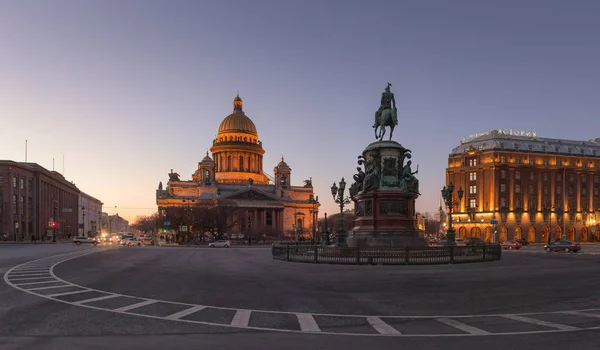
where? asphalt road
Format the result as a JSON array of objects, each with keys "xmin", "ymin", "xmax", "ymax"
[{"xmin": 2, "ymin": 244, "xmax": 600, "ymax": 349}]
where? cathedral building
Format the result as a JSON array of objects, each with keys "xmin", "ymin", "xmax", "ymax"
[
  {"xmin": 156, "ymin": 95, "xmax": 319, "ymax": 239},
  {"xmin": 446, "ymin": 130, "xmax": 600, "ymax": 243}
]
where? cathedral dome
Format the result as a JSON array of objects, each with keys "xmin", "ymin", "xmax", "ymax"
[{"xmin": 217, "ymin": 94, "xmax": 258, "ymax": 136}]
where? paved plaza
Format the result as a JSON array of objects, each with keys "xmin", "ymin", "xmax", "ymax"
[{"xmin": 2, "ymin": 244, "xmax": 600, "ymax": 349}]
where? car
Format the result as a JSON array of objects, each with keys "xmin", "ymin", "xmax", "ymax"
[
  {"xmin": 500, "ymin": 240, "xmax": 522, "ymax": 250},
  {"xmin": 544, "ymin": 240, "xmax": 581, "ymax": 253},
  {"xmin": 515, "ymin": 238, "xmax": 529, "ymax": 246},
  {"xmin": 72, "ymin": 236, "xmax": 99, "ymax": 246},
  {"xmin": 209, "ymin": 240, "xmax": 231, "ymax": 248},
  {"xmin": 441, "ymin": 238, "xmax": 466, "ymax": 246},
  {"xmin": 121, "ymin": 238, "xmax": 142, "ymax": 246}
]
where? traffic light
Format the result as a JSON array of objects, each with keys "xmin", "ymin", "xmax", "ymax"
[{"xmin": 52, "ymin": 222, "xmax": 56, "ymax": 228}]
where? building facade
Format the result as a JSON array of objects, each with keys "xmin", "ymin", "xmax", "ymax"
[
  {"xmin": 0, "ymin": 161, "xmax": 80, "ymax": 240},
  {"xmin": 447, "ymin": 130, "xmax": 600, "ymax": 243},
  {"xmin": 78, "ymin": 192, "xmax": 103, "ymax": 236},
  {"xmin": 156, "ymin": 95, "xmax": 320, "ymax": 239},
  {"xmin": 101, "ymin": 213, "xmax": 129, "ymax": 234}
]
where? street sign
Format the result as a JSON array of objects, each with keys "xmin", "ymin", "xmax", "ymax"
[
  {"xmin": 164, "ymin": 221, "xmax": 170, "ymax": 226},
  {"xmin": 490, "ymin": 220, "xmax": 498, "ymax": 225},
  {"xmin": 62, "ymin": 208, "xmax": 73, "ymax": 213},
  {"xmin": 180, "ymin": 226, "xmax": 188, "ymax": 232}
]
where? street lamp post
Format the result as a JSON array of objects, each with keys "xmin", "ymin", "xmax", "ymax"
[
  {"xmin": 441, "ymin": 183, "xmax": 464, "ymax": 246},
  {"xmin": 81, "ymin": 206, "xmax": 86, "ymax": 236},
  {"xmin": 331, "ymin": 178, "xmax": 351, "ymax": 247},
  {"xmin": 324, "ymin": 213, "xmax": 330, "ymax": 245}
]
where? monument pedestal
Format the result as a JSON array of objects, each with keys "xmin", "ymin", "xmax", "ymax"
[{"xmin": 348, "ymin": 140, "xmax": 427, "ymax": 248}]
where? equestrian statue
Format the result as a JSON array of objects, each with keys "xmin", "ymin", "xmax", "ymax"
[{"xmin": 373, "ymin": 82, "xmax": 398, "ymax": 141}]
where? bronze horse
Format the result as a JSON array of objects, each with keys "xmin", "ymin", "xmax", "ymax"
[{"xmin": 374, "ymin": 107, "xmax": 397, "ymax": 141}]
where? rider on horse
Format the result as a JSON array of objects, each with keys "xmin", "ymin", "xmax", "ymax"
[{"xmin": 374, "ymin": 82, "xmax": 397, "ymax": 128}]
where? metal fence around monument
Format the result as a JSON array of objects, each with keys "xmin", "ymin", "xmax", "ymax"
[{"xmin": 272, "ymin": 244, "xmax": 502, "ymax": 265}]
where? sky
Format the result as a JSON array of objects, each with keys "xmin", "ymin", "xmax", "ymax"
[{"xmin": 1, "ymin": 0, "xmax": 599, "ymax": 222}]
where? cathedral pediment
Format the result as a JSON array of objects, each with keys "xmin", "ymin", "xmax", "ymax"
[{"xmin": 223, "ymin": 188, "xmax": 280, "ymax": 201}]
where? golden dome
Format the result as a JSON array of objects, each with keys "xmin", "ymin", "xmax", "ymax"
[{"xmin": 217, "ymin": 94, "xmax": 258, "ymax": 136}]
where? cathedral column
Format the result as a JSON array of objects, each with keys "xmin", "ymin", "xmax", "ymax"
[
  {"xmin": 253, "ymin": 210, "xmax": 258, "ymax": 229},
  {"xmin": 262, "ymin": 210, "xmax": 267, "ymax": 229}
]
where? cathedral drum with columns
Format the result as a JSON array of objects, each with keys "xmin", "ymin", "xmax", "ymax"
[{"xmin": 156, "ymin": 95, "xmax": 319, "ymax": 240}]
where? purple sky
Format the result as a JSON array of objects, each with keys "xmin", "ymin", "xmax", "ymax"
[{"xmin": 1, "ymin": 0, "xmax": 599, "ymax": 221}]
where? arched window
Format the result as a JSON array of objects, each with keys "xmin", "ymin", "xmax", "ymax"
[
  {"xmin": 514, "ymin": 226, "xmax": 522, "ymax": 240},
  {"xmin": 581, "ymin": 226, "xmax": 588, "ymax": 241},
  {"xmin": 458, "ymin": 226, "xmax": 467, "ymax": 239},
  {"xmin": 204, "ymin": 170, "xmax": 210, "ymax": 182},
  {"xmin": 297, "ymin": 218, "xmax": 303, "ymax": 229},
  {"xmin": 247, "ymin": 157, "xmax": 251, "ymax": 172},
  {"xmin": 227, "ymin": 156, "xmax": 232, "ymax": 171},
  {"xmin": 528, "ymin": 226, "xmax": 536, "ymax": 243},
  {"xmin": 470, "ymin": 227, "xmax": 481, "ymax": 238},
  {"xmin": 239, "ymin": 156, "xmax": 244, "ymax": 171}
]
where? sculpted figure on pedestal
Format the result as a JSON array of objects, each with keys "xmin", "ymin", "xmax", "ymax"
[{"xmin": 399, "ymin": 160, "xmax": 419, "ymax": 194}]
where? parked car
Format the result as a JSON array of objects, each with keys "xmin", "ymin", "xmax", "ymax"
[
  {"xmin": 121, "ymin": 238, "xmax": 142, "ymax": 246},
  {"xmin": 544, "ymin": 240, "xmax": 581, "ymax": 253},
  {"xmin": 208, "ymin": 240, "xmax": 231, "ymax": 248},
  {"xmin": 441, "ymin": 238, "xmax": 466, "ymax": 246},
  {"xmin": 500, "ymin": 240, "xmax": 522, "ymax": 250},
  {"xmin": 72, "ymin": 236, "xmax": 99, "ymax": 246},
  {"xmin": 515, "ymin": 238, "xmax": 529, "ymax": 246}
]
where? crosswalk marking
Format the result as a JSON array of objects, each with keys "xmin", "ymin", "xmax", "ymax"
[
  {"xmin": 27, "ymin": 284, "xmax": 71, "ymax": 291},
  {"xmin": 502, "ymin": 315, "xmax": 580, "ymax": 331},
  {"xmin": 367, "ymin": 316, "xmax": 401, "ymax": 335},
  {"xmin": 296, "ymin": 313, "xmax": 321, "ymax": 332},
  {"xmin": 46, "ymin": 289, "xmax": 90, "ymax": 298},
  {"xmin": 15, "ymin": 280, "xmax": 63, "ymax": 286},
  {"xmin": 113, "ymin": 299, "xmax": 157, "ymax": 312},
  {"xmin": 165, "ymin": 305, "xmax": 206, "ymax": 320},
  {"xmin": 231, "ymin": 309, "xmax": 252, "ymax": 327},
  {"xmin": 9, "ymin": 276, "xmax": 54, "ymax": 281},
  {"xmin": 437, "ymin": 318, "xmax": 491, "ymax": 335},
  {"xmin": 74, "ymin": 294, "xmax": 120, "ymax": 305},
  {"xmin": 561, "ymin": 311, "xmax": 600, "ymax": 319}
]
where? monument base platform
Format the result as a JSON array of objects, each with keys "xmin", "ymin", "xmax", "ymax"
[{"xmin": 348, "ymin": 231, "xmax": 428, "ymax": 248}]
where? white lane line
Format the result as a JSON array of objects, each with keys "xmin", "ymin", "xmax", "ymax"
[
  {"xmin": 9, "ymin": 273, "xmax": 50, "ymax": 276},
  {"xmin": 9, "ymin": 276, "xmax": 55, "ymax": 281},
  {"xmin": 367, "ymin": 316, "xmax": 401, "ymax": 335},
  {"xmin": 73, "ymin": 294, "xmax": 120, "ymax": 305},
  {"xmin": 165, "ymin": 305, "xmax": 206, "ymax": 320},
  {"xmin": 113, "ymin": 299, "xmax": 157, "ymax": 312},
  {"xmin": 13, "ymin": 268, "xmax": 50, "ymax": 271},
  {"xmin": 561, "ymin": 311, "xmax": 600, "ymax": 319},
  {"xmin": 231, "ymin": 309, "xmax": 252, "ymax": 327},
  {"xmin": 437, "ymin": 318, "xmax": 491, "ymax": 335},
  {"xmin": 27, "ymin": 284, "xmax": 71, "ymax": 291},
  {"xmin": 297, "ymin": 313, "xmax": 321, "ymax": 332},
  {"xmin": 14, "ymin": 280, "xmax": 64, "ymax": 286},
  {"xmin": 502, "ymin": 315, "xmax": 580, "ymax": 331},
  {"xmin": 47, "ymin": 289, "xmax": 91, "ymax": 298}
]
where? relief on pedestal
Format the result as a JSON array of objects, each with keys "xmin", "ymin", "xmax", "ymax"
[
  {"xmin": 355, "ymin": 199, "xmax": 374, "ymax": 217},
  {"xmin": 381, "ymin": 157, "xmax": 399, "ymax": 187},
  {"xmin": 380, "ymin": 199, "xmax": 407, "ymax": 216}
]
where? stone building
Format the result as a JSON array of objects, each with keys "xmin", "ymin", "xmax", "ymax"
[
  {"xmin": 446, "ymin": 130, "xmax": 600, "ymax": 243},
  {"xmin": 101, "ymin": 213, "xmax": 129, "ymax": 234},
  {"xmin": 0, "ymin": 161, "xmax": 80, "ymax": 240},
  {"xmin": 78, "ymin": 192, "xmax": 103, "ymax": 236},
  {"xmin": 156, "ymin": 95, "xmax": 320, "ymax": 239}
]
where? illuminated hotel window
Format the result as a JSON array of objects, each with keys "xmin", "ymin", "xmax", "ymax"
[
  {"xmin": 557, "ymin": 186, "xmax": 561, "ymax": 194},
  {"xmin": 544, "ymin": 185, "xmax": 549, "ymax": 194},
  {"xmin": 469, "ymin": 199, "xmax": 476, "ymax": 208},
  {"xmin": 501, "ymin": 170, "xmax": 507, "ymax": 179},
  {"xmin": 500, "ymin": 197, "xmax": 507, "ymax": 208},
  {"xmin": 543, "ymin": 173, "xmax": 548, "ymax": 181},
  {"xmin": 515, "ymin": 171, "xmax": 520, "ymax": 180},
  {"xmin": 530, "ymin": 172, "xmax": 535, "ymax": 180},
  {"xmin": 501, "ymin": 184, "xmax": 506, "ymax": 192},
  {"xmin": 515, "ymin": 184, "xmax": 521, "ymax": 193},
  {"xmin": 529, "ymin": 185, "xmax": 535, "ymax": 193},
  {"xmin": 595, "ymin": 175, "xmax": 599, "ymax": 183},
  {"xmin": 469, "ymin": 185, "xmax": 476, "ymax": 194},
  {"xmin": 469, "ymin": 172, "xmax": 477, "ymax": 181}
]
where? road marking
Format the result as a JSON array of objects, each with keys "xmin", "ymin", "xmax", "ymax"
[
  {"xmin": 47, "ymin": 289, "xmax": 90, "ymax": 298},
  {"xmin": 231, "ymin": 309, "xmax": 252, "ymax": 326},
  {"xmin": 113, "ymin": 299, "xmax": 157, "ymax": 312},
  {"xmin": 74, "ymin": 294, "xmax": 120, "ymax": 305},
  {"xmin": 9, "ymin": 276, "xmax": 55, "ymax": 281},
  {"xmin": 27, "ymin": 284, "xmax": 71, "ymax": 291},
  {"xmin": 14, "ymin": 280, "xmax": 65, "ymax": 286},
  {"xmin": 9, "ymin": 273, "xmax": 50, "ymax": 277},
  {"xmin": 437, "ymin": 318, "xmax": 491, "ymax": 335},
  {"xmin": 296, "ymin": 313, "xmax": 321, "ymax": 332},
  {"xmin": 367, "ymin": 316, "xmax": 401, "ymax": 335},
  {"xmin": 561, "ymin": 311, "xmax": 600, "ymax": 319},
  {"xmin": 502, "ymin": 315, "xmax": 580, "ymax": 331},
  {"xmin": 165, "ymin": 305, "xmax": 206, "ymax": 320},
  {"xmin": 13, "ymin": 268, "xmax": 50, "ymax": 271}
]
